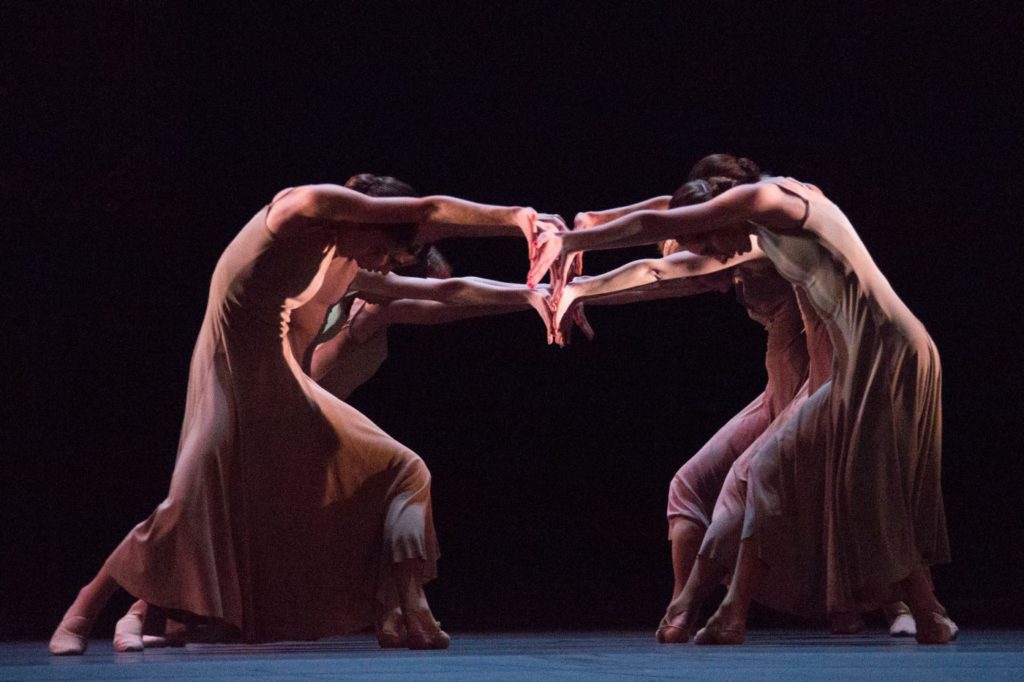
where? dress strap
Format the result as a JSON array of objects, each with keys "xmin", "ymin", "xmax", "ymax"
[
  {"xmin": 264, "ymin": 187, "xmax": 299, "ymax": 226},
  {"xmin": 767, "ymin": 177, "xmax": 811, "ymax": 230}
]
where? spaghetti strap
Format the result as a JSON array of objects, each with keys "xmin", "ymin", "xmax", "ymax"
[
  {"xmin": 264, "ymin": 187, "xmax": 299, "ymax": 226},
  {"xmin": 766, "ymin": 177, "xmax": 811, "ymax": 230}
]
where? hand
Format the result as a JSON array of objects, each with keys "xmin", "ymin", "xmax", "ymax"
[
  {"xmin": 527, "ymin": 230, "xmax": 565, "ymax": 290},
  {"xmin": 573, "ymin": 211, "xmax": 597, "ymax": 231},
  {"xmin": 552, "ymin": 291, "xmax": 595, "ymax": 347},
  {"xmin": 517, "ymin": 208, "xmax": 540, "ymax": 261},
  {"xmin": 524, "ymin": 287, "xmax": 556, "ymax": 345},
  {"xmin": 538, "ymin": 213, "xmax": 568, "ymax": 232}
]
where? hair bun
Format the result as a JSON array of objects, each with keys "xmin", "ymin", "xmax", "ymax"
[{"xmin": 737, "ymin": 157, "xmax": 761, "ymax": 180}]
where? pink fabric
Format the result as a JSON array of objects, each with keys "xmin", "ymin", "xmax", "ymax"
[{"xmin": 667, "ymin": 265, "xmax": 807, "ymax": 532}]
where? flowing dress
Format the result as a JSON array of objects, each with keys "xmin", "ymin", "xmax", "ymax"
[
  {"xmin": 700, "ymin": 288, "xmax": 833, "ymax": 571},
  {"xmin": 666, "ymin": 261, "xmax": 808, "ymax": 532},
  {"xmin": 742, "ymin": 178, "xmax": 948, "ymax": 616},
  {"xmin": 103, "ymin": 201, "xmax": 438, "ymax": 642}
]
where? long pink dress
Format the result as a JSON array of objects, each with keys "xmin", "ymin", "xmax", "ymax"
[
  {"xmin": 742, "ymin": 178, "xmax": 948, "ymax": 616},
  {"xmin": 700, "ymin": 288, "xmax": 833, "ymax": 571},
  {"xmin": 666, "ymin": 261, "xmax": 808, "ymax": 533},
  {"xmin": 103, "ymin": 202, "xmax": 438, "ymax": 642}
]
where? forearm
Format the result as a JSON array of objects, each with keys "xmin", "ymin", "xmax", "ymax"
[
  {"xmin": 569, "ymin": 250, "xmax": 760, "ymax": 302},
  {"xmin": 562, "ymin": 185, "xmax": 763, "ymax": 253},
  {"xmin": 583, "ymin": 278, "xmax": 713, "ymax": 306},
  {"xmin": 352, "ymin": 270, "xmax": 536, "ymax": 306},
  {"xmin": 580, "ymin": 196, "xmax": 672, "ymax": 225},
  {"xmin": 415, "ymin": 196, "xmax": 531, "ymax": 241},
  {"xmin": 384, "ymin": 300, "xmax": 532, "ymax": 326}
]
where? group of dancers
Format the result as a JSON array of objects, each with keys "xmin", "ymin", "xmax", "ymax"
[{"xmin": 50, "ymin": 154, "xmax": 957, "ymax": 655}]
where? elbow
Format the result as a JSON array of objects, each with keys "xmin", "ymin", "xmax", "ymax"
[
  {"xmin": 435, "ymin": 278, "xmax": 462, "ymax": 303},
  {"xmin": 638, "ymin": 259, "xmax": 665, "ymax": 283}
]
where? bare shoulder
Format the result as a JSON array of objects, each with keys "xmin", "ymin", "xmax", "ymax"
[
  {"xmin": 756, "ymin": 180, "xmax": 811, "ymax": 225},
  {"xmin": 266, "ymin": 184, "xmax": 316, "ymax": 236}
]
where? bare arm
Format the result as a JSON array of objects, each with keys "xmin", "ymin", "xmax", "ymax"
[
  {"xmin": 528, "ymin": 183, "xmax": 789, "ymax": 289},
  {"xmin": 351, "ymin": 270, "xmax": 540, "ymax": 306},
  {"xmin": 375, "ymin": 299, "xmax": 534, "ymax": 327},
  {"xmin": 567, "ymin": 246, "xmax": 762, "ymax": 302},
  {"xmin": 553, "ymin": 246, "xmax": 765, "ymax": 332},
  {"xmin": 268, "ymin": 183, "xmax": 557, "ymax": 246},
  {"xmin": 563, "ymin": 184, "xmax": 774, "ymax": 253},
  {"xmin": 574, "ymin": 196, "xmax": 672, "ymax": 229}
]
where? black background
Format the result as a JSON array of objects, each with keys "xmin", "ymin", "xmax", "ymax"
[{"xmin": 3, "ymin": 2, "xmax": 1022, "ymax": 638}]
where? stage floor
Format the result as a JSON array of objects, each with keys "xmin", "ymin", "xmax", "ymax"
[{"xmin": 2, "ymin": 630, "xmax": 1022, "ymax": 680}]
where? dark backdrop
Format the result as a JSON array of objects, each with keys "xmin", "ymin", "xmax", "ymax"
[{"xmin": 3, "ymin": 2, "xmax": 1021, "ymax": 638}]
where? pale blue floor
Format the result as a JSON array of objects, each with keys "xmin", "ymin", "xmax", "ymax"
[{"xmin": 3, "ymin": 630, "xmax": 1023, "ymax": 681}]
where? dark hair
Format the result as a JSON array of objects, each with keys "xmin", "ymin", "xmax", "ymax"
[
  {"xmin": 686, "ymin": 154, "xmax": 761, "ymax": 184},
  {"xmin": 659, "ymin": 176, "xmax": 739, "ymax": 255},
  {"xmin": 668, "ymin": 176, "xmax": 739, "ymax": 209},
  {"xmin": 393, "ymin": 245, "xmax": 453, "ymax": 279},
  {"xmin": 344, "ymin": 173, "xmax": 418, "ymax": 198},
  {"xmin": 344, "ymin": 173, "xmax": 419, "ymax": 248}
]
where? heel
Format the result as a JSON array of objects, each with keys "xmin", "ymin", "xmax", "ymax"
[
  {"xmin": 404, "ymin": 611, "xmax": 450, "ymax": 650},
  {"xmin": 375, "ymin": 607, "xmax": 408, "ymax": 649}
]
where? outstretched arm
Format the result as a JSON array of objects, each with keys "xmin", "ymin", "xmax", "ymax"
[
  {"xmin": 529, "ymin": 183, "xmax": 784, "ymax": 288},
  {"xmin": 352, "ymin": 270, "xmax": 541, "ymax": 306},
  {"xmin": 267, "ymin": 183, "xmax": 561, "ymax": 249},
  {"xmin": 574, "ymin": 196, "xmax": 672, "ymax": 229},
  {"xmin": 554, "ymin": 246, "xmax": 765, "ymax": 332},
  {"xmin": 310, "ymin": 293, "xmax": 552, "ymax": 382}
]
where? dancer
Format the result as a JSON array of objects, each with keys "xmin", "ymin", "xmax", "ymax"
[
  {"xmin": 536, "ymin": 158, "xmax": 954, "ymax": 644},
  {"xmin": 116, "ymin": 258, "xmax": 551, "ymax": 651},
  {"xmin": 50, "ymin": 174, "xmax": 559, "ymax": 655},
  {"xmin": 557, "ymin": 177, "xmax": 829, "ymax": 642}
]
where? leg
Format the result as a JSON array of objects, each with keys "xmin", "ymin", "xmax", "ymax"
[
  {"xmin": 668, "ymin": 518, "xmax": 705, "ymax": 600},
  {"xmin": 392, "ymin": 559, "xmax": 449, "ymax": 650},
  {"xmin": 656, "ymin": 517, "xmax": 707, "ymax": 642},
  {"xmin": 694, "ymin": 537, "xmax": 767, "ymax": 645},
  {"xmin": 49, "ymin": 566, "xmax": 120, "ymax": 655},
  {"xmin": 901, "ymin": 564, "xmax": 957, "ymax": 644},
  {"xmin": 658, "ymin": 553, "xmax": 729, "ymax": 643}
]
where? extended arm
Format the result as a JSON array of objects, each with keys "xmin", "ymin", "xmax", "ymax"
[
  {"xmin": 268, "ymin": 183, "xmax": 559, "ymax": 248},
  {"xmin": 529, "ymin": 183, "xmax": 783, "ymax": 288},
  {"xmin": 554, "ymin": 246, "xmax": 765, "ymax": 332},
  {"xmin": 352, "ymin": 270, "xmax": 541, "ymax": 307},
  {"xmin": 574, "ymin": 196, "xmax": 672, "ymax": 229}
]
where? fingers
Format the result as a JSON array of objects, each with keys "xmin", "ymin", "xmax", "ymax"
[
  {"xmin": 538, "ymin": 213, "xmax": 568, "ymax": 232},
  {"xmin": 527, "ymin": 232, "xmax": 562, "ymax": 289}
]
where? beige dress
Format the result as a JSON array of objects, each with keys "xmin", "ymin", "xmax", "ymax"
[
  {"xmin": 103, "ymin": 202, "xmax": 438, "ymax": 642},
  {"xmin": 742, "ymin": 178, "xmax": 948, "ymax": 616}
]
